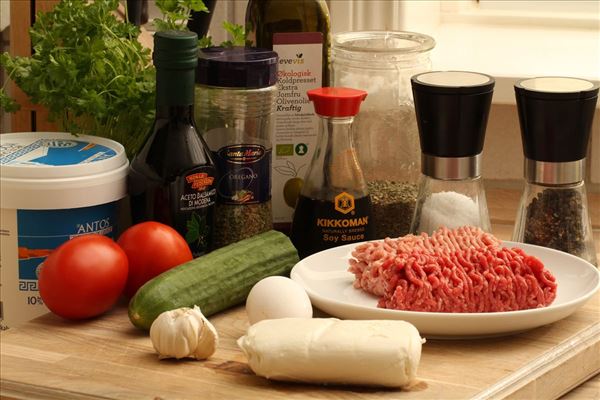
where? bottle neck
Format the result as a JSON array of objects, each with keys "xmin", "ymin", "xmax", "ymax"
[
  {"xmin": 319, "ymin": 115, "xmax": 356, "ymax": 156},
  {"xmin": 156, "ymin": 67, "xmax": 196, "ymax": 109},
  {"xmin": 155, "ymin": 105, "xmax": 195, "ymax": 121},
  {"xmin": 301, "ymin": 114, "xmax": 366, "ymax": 198}
]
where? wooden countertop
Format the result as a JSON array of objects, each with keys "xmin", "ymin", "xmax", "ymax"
[{"xmin": 1, "ymin": 189, "xmax": 599, "ymax": 400}]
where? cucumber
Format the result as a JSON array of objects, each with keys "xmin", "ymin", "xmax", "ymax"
[{"xmin": 128, "ymin": 230, "xmax": 299, "ymax": 330}]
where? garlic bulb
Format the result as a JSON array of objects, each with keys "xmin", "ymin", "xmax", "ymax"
[{"xmin": 149, "ymin": 306, "xmax": 219, "ymax": 360}]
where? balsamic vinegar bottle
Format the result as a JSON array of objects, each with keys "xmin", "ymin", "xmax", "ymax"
[{"xmin": 129, "ymin": 31, "xmax": 217, "ymax": 257}]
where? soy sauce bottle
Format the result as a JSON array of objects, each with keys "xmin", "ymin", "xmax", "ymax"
[
  {"xmin": 129, "ymin": 31, "xmax": 217, "ymax": 257},
  {"xmin": 290, "ymin": 87, "xmax": 372, "ymax": 259}
]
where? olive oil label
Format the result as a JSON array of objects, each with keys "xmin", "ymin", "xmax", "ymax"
[
  {"xmin": 213, "ymin": 144, "xmax": 272, "ymax": 205},
  {"xmin": 291, "ymin": 193, "xmax": 372, "ymax": 259},
  {"xmin": 272, "ymin": 32, "xmax": 323, "ymax": 227},
  {"xmin": 172, "ymin": 166, "xmax": 217, "ymax": 257}
]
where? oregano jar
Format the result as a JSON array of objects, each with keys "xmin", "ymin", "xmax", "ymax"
[{"xmin": 195, "ymin": 47, "xmax": 278, "ymax": 248}]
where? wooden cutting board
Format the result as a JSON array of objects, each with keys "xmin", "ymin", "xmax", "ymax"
[
  {"xmin": 2, "ymin": 216, "xmax": 599, "ymax": 399},
  {"xmin": 1, "ymin": 298, "xmax": 599, "ymax": 400}
]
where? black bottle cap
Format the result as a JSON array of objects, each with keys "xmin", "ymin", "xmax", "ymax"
[
  {"xmin": 196, "ymin": 47, "xmax": 278, "ymax": 89},
  {"xmin": 411, "ymin": 71, "xmax": 495, "ymax": 158},
  {"xmin": 515, "ymin": 77, "xmax": 599, "ymax": 162},
  {"xmin": 153, "ymin": 31, "xmax": 199, "ymax": 70}
]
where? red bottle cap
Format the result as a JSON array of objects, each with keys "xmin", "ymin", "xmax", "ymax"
[{"xmin": 307, "ymin": 87, "xmax": 368, "ymax": 117}]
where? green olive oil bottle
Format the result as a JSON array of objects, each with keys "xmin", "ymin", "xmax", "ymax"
[{"xmin": 246, "ymin": 0, "xmax": 332, "ymax": 233}]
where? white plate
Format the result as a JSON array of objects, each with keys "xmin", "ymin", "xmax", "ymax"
[{"xmin": 290, "ymin": 241, "xmax": 600, "ymax": 339}]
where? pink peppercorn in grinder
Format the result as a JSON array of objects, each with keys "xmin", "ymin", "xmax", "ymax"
[
  {"xmin": 409, "ymin": 71, "xmax": 495, "ymax": 235},
  {"xmin": 512, "ymin": 77, "xmax": 598, "ymax": 266}
]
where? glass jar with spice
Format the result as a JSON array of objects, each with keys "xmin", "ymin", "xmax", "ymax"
[
  {"xmin": 195, "ymin": 47, "xmax": 278, "ymax": 249},
  {"xmin": 331, "ymin": 31, "xmax": 434, "ymax": 239},
  {"xmin": 409, "ymin": 71, "xmax": 495, "ymax": 235},
  {"xmin": 512, "ymin": 77, "xmax": 598, "ymax": 266}
]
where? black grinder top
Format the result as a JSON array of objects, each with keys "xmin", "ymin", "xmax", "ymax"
[
  {"xmin": 411, "ymin": 71, "xmax": 495, "ymax": 158},
  {"xmin": 514, "ymin": 77, "xmax": 599, "ymax": 163}
]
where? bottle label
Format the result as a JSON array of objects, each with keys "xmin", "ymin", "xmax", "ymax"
[
  {"xmin": 171, "ymin": 166, "xmax": 217, "ymax": 257},
  {"xmin": 291, "ymin": 192, "xmax": 372, "ymax": 258},
  {"xmin": 272, "ymin": 32, "xmax": 323, "ymax": 226},
  {"xmin": 213, "ymin": 144, "xmax": 272, "ymax": 205}
]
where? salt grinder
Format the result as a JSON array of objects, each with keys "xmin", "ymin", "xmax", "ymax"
[
  {"xmin": 409, "ymin": 71, "xmax": 495, "ymax": 235},
  {"xmin": 512, "ymin": 77, "xmax": 598, "ymax": 265}
]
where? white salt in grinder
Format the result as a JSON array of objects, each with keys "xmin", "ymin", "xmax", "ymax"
[
  {"xmin": 409, "ymin": 71, "xmax": 495, "ymax": 235},
  {"xmin": 512, "ymin": 77, "xmax": 598, "ymax": 266}
]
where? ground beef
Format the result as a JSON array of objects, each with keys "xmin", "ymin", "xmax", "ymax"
[{"xmin": 348, "ymin": 226, "xmax": 557, "ymax": 313}]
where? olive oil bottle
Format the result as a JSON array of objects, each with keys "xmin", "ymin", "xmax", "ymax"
[
  {"xmin": 128, "ymin": 31, "xmax": 217, "ymax": 257},
  {"xmin": 246, "ymin": 0, "xmax": 331, "ymax": 233},
  {"xmin": 246, "ymin": 0, "xmax": 331, "ymax": 85}
]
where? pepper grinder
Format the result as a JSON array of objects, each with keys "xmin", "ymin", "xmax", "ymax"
[
  {"xmin": 512, "ymin": 77, "xmax": 598, "ymax": 266},
  {"xmin": 409, "ymin": 71, "xmax": 495, "ymax": 235}
]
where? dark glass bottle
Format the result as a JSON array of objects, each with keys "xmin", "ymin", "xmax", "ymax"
[{"xmin": 129, "ymin": 31, "xmax": 217, "ymax": 257}]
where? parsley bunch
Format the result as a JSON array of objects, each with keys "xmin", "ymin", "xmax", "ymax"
[
  {"xmin": 1, "ymin": 0, "xmax": 247, "ymax": 158},
  {"xmin": 154, "ymin": 0, "xmax": 209, "ymax": 31},
  {"xmin": 0, "ymin": 0, "xmax": 154, "ymax": 158},
  {"xmin": 155, "ymin": 0, "xmax": 248, "ymax": 48}
]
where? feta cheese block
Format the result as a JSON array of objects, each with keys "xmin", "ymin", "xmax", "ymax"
[{"xmin": 237, "ymin": 318, "xmax": 424, "ymax": 387}]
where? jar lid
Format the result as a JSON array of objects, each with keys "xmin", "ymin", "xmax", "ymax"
[
  {"xmin": 515, "ymin": 77, "xmax": 599, "ymax": 162},
  {"xmin": 0, "ymin": 132, "xmax": 127, "ymax": 179},
  {"xmin": 196, "ymin": 47, "xmax": 278, "ymax": 88},
  {"xmin": 412, "ymin": 71, "xmax": 495, "ymax": 95},
  {"xmin": 333, "ymin": 31, "xmax": 435, "ymax": 55},
  {"xmin": 0, "ymin": 132, "xmax": 128, "ymax": 210},
  {"xmin": 307, "ymin": 87, "xmax": 368, "ymax": 117},
  {"xmin": 411, "ymin": 71, "xmax": 495, "ymax": 158}
]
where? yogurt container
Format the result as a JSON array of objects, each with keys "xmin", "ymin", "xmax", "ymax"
[{"xmin": 0, "ymin": 132, "xmax": 128, "ymax": 328}]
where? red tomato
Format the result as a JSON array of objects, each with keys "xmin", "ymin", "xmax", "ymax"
[
  {"xmin": 38, "ymin": 235, "xmax": 128, "ymax": 320},
  {"xmin": 117, "ymin": 222, "xmax": 193, "ymax": 298}
]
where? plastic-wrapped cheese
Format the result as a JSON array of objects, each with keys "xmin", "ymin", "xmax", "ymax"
[{"xmin": 237, "ymin": 318, "xmax": 425, "ymax": 387}]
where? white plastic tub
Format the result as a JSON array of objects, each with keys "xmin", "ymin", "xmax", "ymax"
[{"xmin": 0, "ymin": 132, "xmax": 128, "ymax": 328}]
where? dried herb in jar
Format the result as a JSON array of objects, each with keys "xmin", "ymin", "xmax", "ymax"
[
  {"xmin": 523, "ymin": 188, "xmax": 585, "ymax": 257},
  {"xmin": 368, "ymin": 180, "xmax": 417, "ymax": 239},
  {"xmin": 212, "ymin": 202, "xmax": 273, "ymax": 249},
  {"xmin": 195, "ymin": 48, "xmax": 278, "ymax": 249}
]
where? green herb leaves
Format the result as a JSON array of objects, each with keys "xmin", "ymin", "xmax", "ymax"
[
  {"xmin": 0, "ymin": 0, "xmax": 248, "ymax": 159},
  {"xmin": 0, "ymin": 0, "xmax": 154, "ymax": 158},
  {"xmin": 155, "ymin": 0, "xmax": 209, "ymax": 31},
  {"xmin": 155, "ymin": 0, "xmax": 247, "ymax": 48},
  {"xmin": 220, "ymin": 21, "xmax": 250, "ymax": 47}
]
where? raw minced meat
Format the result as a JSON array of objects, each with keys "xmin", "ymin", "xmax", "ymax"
[{"xmin": 348, "ymin": 226, "xmax": 557, "ymax": 313}]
